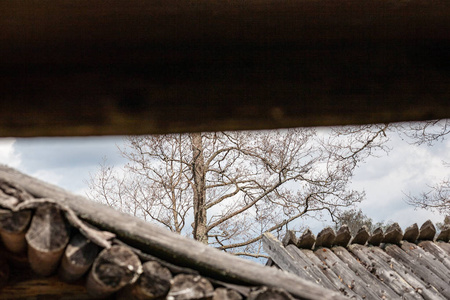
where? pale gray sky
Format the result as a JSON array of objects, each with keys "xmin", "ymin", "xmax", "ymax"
[{"xmin": 0, "ymin": 127, "xmax": 447, "ymax": 234}]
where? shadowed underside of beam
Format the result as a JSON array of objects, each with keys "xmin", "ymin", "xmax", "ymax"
[{"xmin": 1, "ymin": 0, "xmax": 450, "ymax": 137}]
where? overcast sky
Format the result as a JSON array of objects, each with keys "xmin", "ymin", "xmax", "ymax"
[{"xmin": 0, "ymin": 127, "xmax": 448, "ymax": 234}]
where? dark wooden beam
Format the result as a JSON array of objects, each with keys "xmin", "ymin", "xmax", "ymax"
[{"xmin": 1, "ymin": 0, "xmax": 450, "ymax": 137}]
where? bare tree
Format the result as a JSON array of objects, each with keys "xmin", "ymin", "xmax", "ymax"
[
  {"xmin": 88, "ymin": 126, "xmax": 390, "ymax": 257},
  {"xmin": 397, "ymin": 119, "xmax": 450, "ymax": 215},
  {"xmin": 405, "ymin": 174, "xmax": 450, "ymax": 215}
]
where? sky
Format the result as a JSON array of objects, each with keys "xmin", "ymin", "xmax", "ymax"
[{"xmin": 0, "ymin": 126, "xmax": 448, "ymax": 235}]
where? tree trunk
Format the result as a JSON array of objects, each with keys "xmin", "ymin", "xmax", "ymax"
[{"xmin": 191, "ymin": 132, "xmax": 208, "ymax": 244}]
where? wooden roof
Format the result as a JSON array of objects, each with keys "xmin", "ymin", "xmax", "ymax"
[
  {"xmin": 0, "ymin": 165, "xmax": 349, "ymax": 300},
  {"xmin": 1, "ymin": 0, "xmax": 450, "ymax": 137},
  {"xmin": 263, "ymin": 221, "xmax": 450, "ymax": 299}
]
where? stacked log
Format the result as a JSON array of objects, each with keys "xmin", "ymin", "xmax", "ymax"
[
  {"xmin": 25, "ymin": 203, "xmax": 70, "ymax": 276},
  {"xmin": 0, "ymin": 180, "xmax": 270, "ymax": 299}
]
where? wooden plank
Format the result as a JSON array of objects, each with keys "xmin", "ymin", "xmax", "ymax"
[
  {"xmin": 401, "ymin": 241, "xmax": 450, "ymax": 283},
  {"xmin": 418, "ymin": 241, "xmax": 450, "ymax": 273},
  {"xmin": 331, "ymin": 246, "xmax": 399, "ymax": 299},
  {"xmin": 285, "ymin": 245, "xmax": 336, "ymax": 291},
  {"xmin": 300, "ymin": 249, "xmax": 361, "ymax": 299},
  {"xmin": 369, "ymin": 246, "xmax": 446, "ymax": 300},
  {"xmin": 0, "ymin": 166, "xmax": 346, "ymax": 300},
  {"xmin": 385, "ymin": 244, "xmax": 450, "ymax": 298},
  {"xmin": 1, "ymin": 1, "xmax": 450, "ymax": 137},
  {"xmin": 348, "ymin": 244, "xmax": 421, "ymax": 299},
  {"xmin": 262, "ymin": 233, "xmax": 315, "ymax": 281},
  {"xmin": 436, "ymin": 241, "xmax": 450, "ymax": 255},
  {"xmin": 314, "ymin": 248, "xmax": 380, "ymax": 299}
]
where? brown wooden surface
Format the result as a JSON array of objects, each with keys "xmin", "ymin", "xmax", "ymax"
[
  {"xmin": 1, "ymin": 0, "xmax": 450, "ymax": 137},
  {"xmin": 167, "ymin": 274, "xmax": 214, "ymax": 300},
  {"xmin": 331, "ymin": 246, "xmax": 398, "ymax": 299},
  {"xmin": 369, "ymin": 246, "xmax": 444, "ymax": 300},
  {"xmin": 59, "ymin": 233, "xmax": 99, "ymax": 283},
  {"xmin": 0, "ymin": 209, "xmax": 31, "ymax": 253},
  {"xmin": 348, "ymin": 244, "xmax": 421, "ymax": 299},
  {"xmin": 0, "ymin": 165, "xmax": 347, "ymax": 300},
  {"xmin": 117, "ymin": 261, "xmax": 172, "ymax": 300},
  {"xmin": 285, "ymin": 246, "xmax": 336, "ymax": 291},
  {"xmin": 86, "ymin": 245, "xmax": 142, "ymax": 298},
  {"xmin": 385, "ymin": 244, "xmax": 450, "ymax": 298},
  {"xmin": 25, "ymin": 203, "xmax": 70, "ymax": 276}
]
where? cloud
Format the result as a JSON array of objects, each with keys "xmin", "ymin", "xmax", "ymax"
[
  {"xmin": 0, "ymin": 138, "xmax": 21, "ymax": 168},
  {"xmin": 9, "ymin": 136, "xmax": 128, "ymax": 195}
]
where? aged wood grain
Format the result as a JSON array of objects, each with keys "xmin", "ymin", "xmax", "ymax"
[
  {"xmin": 314, "ymin": 248, "xmax": 380, "ymax": 299},
  {"xmin": 418, "ymin": 220, "xmax": 437, "ymax": 241},
  {"xmin": 332, "ymin": 226, "xmax": 351, "ymax": 247},
  {"xmin": 1, "ymin": 1, "xmax": 450, "ymax": 137},
  {"xmin": 285, "ymin": 245, "xmax": 336, "ymax": 291},
  {"xmin": 382, "ymin": 223, "xmax": 403, "ymax": 244},
  {"xmin": 314, "ymin": 227, "xmax": 335, "ymax": 249},
  {"xmin": 297, "ymin": 229, "xmax": 315, "ymax": 250},
  {"xmin": 25, "ymin": 203, "xmax": 70, "ymax": 276},
  {"xmin": 331, "ymin": 246, "xmax": 399, "ymax": 299},
  {"xmin": 403, "ymin": 223, "xmax": 419, "ymax": 243},
  {"xmin": 0, "ymin": 209, "xmax": 31, "ymax": 253},
  {"xmin": 301, "ymin": 249, "xmax": 361, "ymax": 299},
  {"xmin": 348, "ymin": 244, "xmax": 421, "ymax": 300},
  {"xmin": 418, "ymin": 241, "xmax": 450, "ymax": 273},
  {"xmin": 436, "ymin": 224, "xmax": 450, "ymax": 242},
  {"xmin": 367, "ymin": 227, "xmax": 384, "ymax": 246},
  {"xmin": 212, "ymin": 288, "xmax": 243, "ymax": 300},
  {"xmin": 247, "ymin": 287, "xmax": 294, "ymax": 300},
  {"xmin": 401, "ymin": 241, "xmax": 450, "ymax": 283},
  {"xmin": 0, "ymin": 166, "xmax": 347, "ymax": 300},
  {"xmin": 262, "ymin": 233, "xmax": 313, "ymax": 281},
  {"xmin": 117, "ymin": 261, "xmax": 172, "ymax": 300},
  {"xmin": 59, "ymin": 233, "xmax": 99, "ymax": 282},
  {"xmin": 369, "ymin": 246, "xmax": 446, "ymax": 300},
  {"xmin": 167, "ymin": 274, "xmax": 214, "ymax": 300},
  {"xmin": 86, "ymin": 245, "xmax": 142, "ymax": 298},
  {"xmin": 350, "ymin": 226, "xmax": 369, "ymax": 245},
  {"xmin": 385, "ymin": 244, "xmax": 450, "ymax": 298}
]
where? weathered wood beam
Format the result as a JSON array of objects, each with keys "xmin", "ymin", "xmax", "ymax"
[
  {"xmin": 0, "ymin": 165, "xmax": 346, "ymax": 300},
  {"xmin": 1, "ymin": 0, "xmax": 450, "ymax": 137}
]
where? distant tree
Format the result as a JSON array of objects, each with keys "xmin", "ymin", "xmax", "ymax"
[
  {"xmin": 88, "ymin": 126, "xmax": 390, "ymax": 257},
  {"xmin": 333, "ymin": 209, "xmax": 385, "ymax": 235}
]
